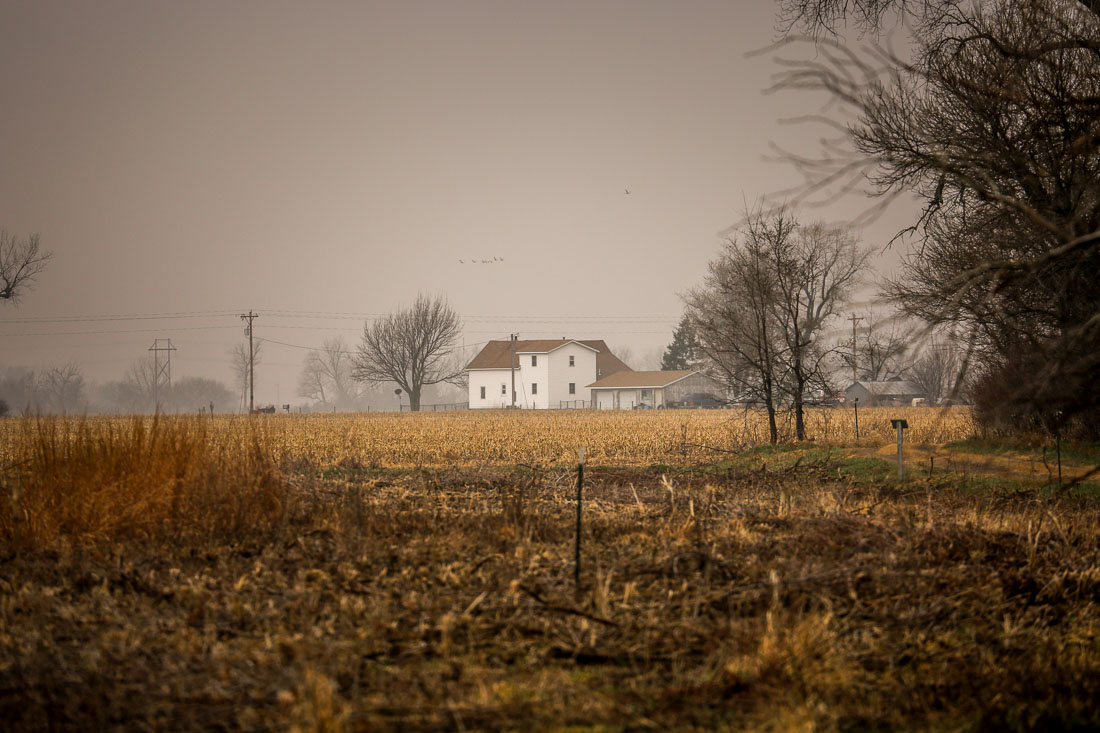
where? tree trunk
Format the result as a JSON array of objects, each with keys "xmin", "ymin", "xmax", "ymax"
[
  {"xmin": 408, "ymin": 389, "xmax": 421, "ymax": 412},
  {"xmin": 792, "ymin": 348, "xmax": 807, "ymax": 441},
  {"xmin": 794, "ymin": 390, "xmax": 805, "ymax": 441},
  {"xmin": 763, "ymin": 379, "xmax": 779, "ymax": 444}
]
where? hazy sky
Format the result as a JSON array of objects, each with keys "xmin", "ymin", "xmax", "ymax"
[{"xmin": 0, "ymin": 0, "xmax": 913, "ymax": 406}]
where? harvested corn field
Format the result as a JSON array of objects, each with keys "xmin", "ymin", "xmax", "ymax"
[{"xmin": 0, "ymin": 406, "xmax": 975, "ymax": 469}]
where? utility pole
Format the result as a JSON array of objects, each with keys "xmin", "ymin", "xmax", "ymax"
[
  {"xmin": 510, "ymin": 333, "xmax": 517, "ymax": 409},
  {"xmin": 148, "ymin": 338, "xmax": 176, "ymax": 414},
  {"xmin": 240, "ymin": 310, "xmax": 258, "ymax": 414},
  {"xmin": 847, "ymin": 314, "xmax": 864, "ymax": 383}
]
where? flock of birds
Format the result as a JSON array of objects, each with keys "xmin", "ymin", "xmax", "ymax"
[{"xmin": 458, "ymin": 256, "xmax": 505, "ymax": 265}]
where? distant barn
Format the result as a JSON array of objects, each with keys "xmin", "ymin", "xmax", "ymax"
[{"xmin": 844, "ymin": 380, "xmax": 925, "ymax": 406}]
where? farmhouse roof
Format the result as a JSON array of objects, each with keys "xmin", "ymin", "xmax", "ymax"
[
  {"xmin": 587, "ymin": 370, "xmax": 697, "ymax": 389},
  {"xmin": 848, "ymin": 380, "xmax": 923, "ymax": 396},
  {"xmin": 515, "ymin": 339, "xmax": 598, "ymax": 355},
  {"xmin": 466, "ymin": 339, "xmax": 631, "ymax": 377}
]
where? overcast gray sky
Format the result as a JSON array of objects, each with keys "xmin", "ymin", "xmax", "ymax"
[{"xmin": 0, "ymin": 0, "xmax": 913, "ymax": 406}]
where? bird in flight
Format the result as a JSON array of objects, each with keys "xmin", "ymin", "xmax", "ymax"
[{"xmin": 625, "ymin": 188, "xmax": 631, "ymax": 194}]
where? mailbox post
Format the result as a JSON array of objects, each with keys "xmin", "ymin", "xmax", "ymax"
[{"xmin": 891, "ymin": 418, "xmax": 909, "ymax": 480}]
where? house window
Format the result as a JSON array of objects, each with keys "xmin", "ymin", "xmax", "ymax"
[
  {"xmin": 531, "ymin": 355, "xmax": 537, "ymax": 366},
  {"xmin": 501, "ymin": 384, "xmax": 507, "ymax": 395},
  {"xmin": 532, "ymin": 383, "xmax": 538, "ymax": 395},
  {"xmin": 569, "ymin": 355, "xmax": 575, "ymax": 367},
  {"xmin": 569, "ymin": 383, "xmax": 575, "ymax": 394},
  {"xmin": 480, "ymin": 386, "xmax": 486, "ymax": 399},
  {"xmin": 641, "ymin": 389, "xmax": 651, "ymax": 398}
]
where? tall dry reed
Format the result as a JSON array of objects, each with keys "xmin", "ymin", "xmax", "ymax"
[{"xmin": 0, "ymin": 416, "xmax": 292, "ymax": 552}]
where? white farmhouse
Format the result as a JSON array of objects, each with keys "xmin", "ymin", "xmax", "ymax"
[{"xmin": 466, "ymin": 339, "xmax": 631, "ymax": 409}]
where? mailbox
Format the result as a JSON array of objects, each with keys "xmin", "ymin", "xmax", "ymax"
[{"xmin": 891, "ymin": 419, "xmax": 908, "ymax": 430}]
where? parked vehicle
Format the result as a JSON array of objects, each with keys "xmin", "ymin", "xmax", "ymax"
[{"xmin": 669, "ymin": 393, "xmax": 725, "ymax": 409}]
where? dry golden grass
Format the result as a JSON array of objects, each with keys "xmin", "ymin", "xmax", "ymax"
[
  {"xmin": 0, "ymin": 416, "xmax": 293, "ymax": 553},
  {"xmin": 0, "ymin": 406, "xmax": 976, "ymax": 469}
]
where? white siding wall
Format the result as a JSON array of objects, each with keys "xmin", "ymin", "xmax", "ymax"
[
  {"xmin": 548, "ymin": 344, "xmax": 597, "ymax": 408},
  {"xmin": 592, "ymin": 387, "xmax": 666, "ymax": 409},
  {"xmin": 517, "ymin": 353, "xmax": 549, "ymax": 409},
  {"xmin": 468, "ymin": 369, "xmax": 513, "ymax": 409}
]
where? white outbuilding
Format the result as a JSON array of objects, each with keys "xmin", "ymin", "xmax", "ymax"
[{"xmin": 587, "ymin": 370, "xmax": 722, "ymax": 410}]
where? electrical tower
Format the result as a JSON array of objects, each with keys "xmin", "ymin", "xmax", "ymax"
[
  {"xmin": 148, "ymin": 338, "xmax": 177, "ymax": 414},
  {"xmin": 240, "ymin": 310, "xmax": 258, "ymax": 414}
]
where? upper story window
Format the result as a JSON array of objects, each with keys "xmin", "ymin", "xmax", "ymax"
[
  {"xmin": 480, "ymin": 386, "xmax": 486, "ymax": 399},
  {"xmin": 569, "ymin": 355, "xmax": 575, "ymax": 367},
  {"xmin": 569, "ymin": 383, "xmax": 576, "ymax": 394},
  {"xmin": 531, "ymin": 355, "xmax": 537, "ymax": 366},
  {"xmin": 501, "ymin": 384, "xmax": 507, "ymax": 395}
]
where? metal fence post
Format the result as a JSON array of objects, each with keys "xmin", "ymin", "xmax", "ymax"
[{"xmin": 891, "ymin": 418, "xmax": 908, "ymax": 480}]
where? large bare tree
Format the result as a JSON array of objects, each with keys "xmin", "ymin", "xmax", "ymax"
[
  {"xmin": 686, "ymin": 210, "xmax": 794, "ymax": 443},
  {"xmin": 689, "ymin": 208, "xmax": 867, "ymax": 441},
  {"xmin": 1, "ymin": 230, "xmax": 51, "ymax": 302},
  {"xmin": 352, "ymin": 294, "xmax": 463, "ymax": 412},
  {"xmin": 772, "ymin": 0, "xmax": 1100, "ymax": 434},
  {"xmin": 768, "ymin": 219, "xmax": 869, "ymax": 439}
]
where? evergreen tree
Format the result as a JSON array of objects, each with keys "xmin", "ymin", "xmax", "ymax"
[{"xmin": 661, "ymin": 315, "xmax": 700, "ymax": 371}]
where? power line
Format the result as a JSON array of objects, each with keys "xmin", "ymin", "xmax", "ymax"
[
  {"xmin": 0, "ymin": 325, "xmax": 240, "ymax": 337},
  {"xmin": 255, "ymin": 335, "xmax": 505, "ymax": 355},
  {"xmin": 257, "ymin": 308, "xmax": 678, "ymax": 323},
  {"xmin": 0, "ymin": 309, "xmax": 239, "ymax": 324}
]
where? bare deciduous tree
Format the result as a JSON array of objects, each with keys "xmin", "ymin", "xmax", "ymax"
[
  {"xmin": 1, "ymin": 230, "xmax": 52, "ymax": 302},
  {"xmin": 230, "ymin": 340, "xmax": 261, "ymax": 410},
  {"xmin": 772, "ymin": 0, "xmax": 1100, "ymax": 435},
  {"xmin": 298, "ymin": 336, "xmax": 365, "ymax": 409},
  {"xmin": 686, "ymin": 210, "xmax": 794, "ymax": 443},
  {"xmin": 688, "ymin": 208, "xmax": 868, "ymax": 441},
  {"xmin": 352, "ymin": 294, "xmax": 463, "ymax": 412},
  {"xmin": 38, "ymin": 361, "xmax": 85, "ymax": 414},
  {"xmin": 769, "ymin": 219, "xmax": 869, "ymax": 439},
  {"xmin": 838, "ymin": 311, "xmax": 913, "ymax": 382},
  {"xmin": 909, "ymin": 336, "xmax": 964, "ymax": 405},
  {"xmin": 116, "ymin": 359, "xmax": 157, "ymax": 413}
]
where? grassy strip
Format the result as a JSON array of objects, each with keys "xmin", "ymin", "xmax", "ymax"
[{"xmin": 946, "ymin": 436, "xmax": 1100, "ymax": 465}]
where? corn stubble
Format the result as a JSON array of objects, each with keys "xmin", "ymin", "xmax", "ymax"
[
  {"xmin": 0, "ymin": 406, "xmax": 972, "ymax": 470},
  {"xmin": 1, "ymin": 410, "xmax": 1098, "ymax": 730}
]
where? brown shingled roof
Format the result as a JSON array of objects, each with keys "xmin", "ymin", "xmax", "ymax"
[
  {"xmin": 466, "ymin": 339, "xmax": 632, "ymax": 378},
  {"xmin": 587, "ymin": 370, "xmax": 697, "ymax": 389}
]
